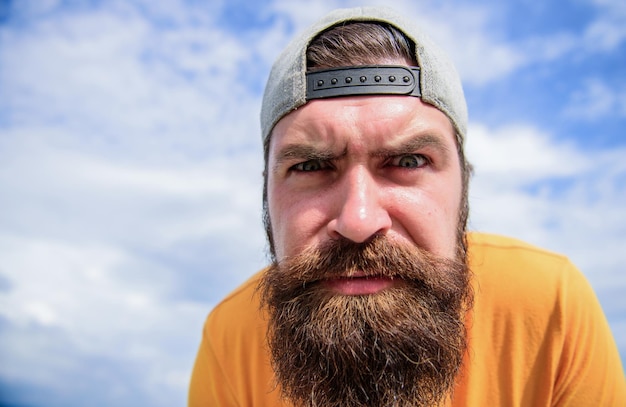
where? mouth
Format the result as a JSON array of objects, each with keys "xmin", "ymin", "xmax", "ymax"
[{"xmin": 321, "ymin": 274, "xmax": 396, "ymax": 296}]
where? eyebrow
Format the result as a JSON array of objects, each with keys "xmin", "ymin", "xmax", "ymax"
[
  {"xmin": 371, "ymin": 134, "xmax": 451, "ymax": 159},
  {"xmin": 273, "ymin": 144, "xmax": 344, "ymax": 170}
]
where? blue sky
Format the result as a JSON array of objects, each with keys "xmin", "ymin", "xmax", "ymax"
[{"xmin": 0, "ymin": 0, "xmax": 624, "ymax": 406}]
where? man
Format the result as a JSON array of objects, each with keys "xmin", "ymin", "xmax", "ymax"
[{"xmin": 189, "ymin": 6, "xmax": 625, "ymax": 407}]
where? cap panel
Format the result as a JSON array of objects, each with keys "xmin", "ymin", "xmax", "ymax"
[{"xmin": 414, "ymin": 32, "xmax": 468, "ymax": 143}]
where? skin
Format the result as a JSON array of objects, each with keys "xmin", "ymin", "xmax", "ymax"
[{"xmin": 267, "ymin": 95, "xmax": 463, "ymax": 295}]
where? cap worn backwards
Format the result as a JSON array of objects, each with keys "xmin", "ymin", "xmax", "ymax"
[{"xmin": 260, "ymin": 6, "xmax": 468, "ymax": 147}]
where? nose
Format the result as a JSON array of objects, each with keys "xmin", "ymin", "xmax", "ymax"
[{"xmin": 327, "ymin": 166, "xmax": 392, "ymax": 243}]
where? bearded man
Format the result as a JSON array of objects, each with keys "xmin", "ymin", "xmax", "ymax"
[{"xmin": 189, "ymin": 7, "xmax": 625, "ymax": 407}]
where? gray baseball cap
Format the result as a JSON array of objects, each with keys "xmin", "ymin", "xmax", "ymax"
[{"xmin": 260, "ymin": 6, "xmax": 468, "ymax": 147}]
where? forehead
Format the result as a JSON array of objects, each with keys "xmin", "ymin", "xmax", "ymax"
[{"xmin": 269, "ymin": 95, "xmax": 457, "ymax": 153}]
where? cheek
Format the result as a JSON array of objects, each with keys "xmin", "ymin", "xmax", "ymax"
[
  {"xmin": 268, "ymin": 185, "xmax": 332, "ymax": 260},
  {"xmin": 268, "ymin": 182, "xmax": 310, "ymax": 259},
  {"xmin": 431, "ymin": 179, "xmax": 464, "ymax": 254},
  {"xmin": 389, "ymin": 181, "xmax": 462, "ymax": 257},
  {"xmin": 267, "ymin": 181, "xmax": 287, "ymax": 257}
]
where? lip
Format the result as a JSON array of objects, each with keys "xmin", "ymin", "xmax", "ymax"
[{"xmin": 322, "ymin": 275, "xmax": 395, "ymax": 295}]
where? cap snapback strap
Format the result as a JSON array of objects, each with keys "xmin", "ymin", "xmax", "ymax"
[{"xmin": 306, "ymin": 65, "xmax": 421, "ymax": 100}]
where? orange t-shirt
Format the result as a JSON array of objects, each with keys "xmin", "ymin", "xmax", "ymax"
[{"xmin": 188, "ymin": 233, "xmax": 626, "ymax": 406}]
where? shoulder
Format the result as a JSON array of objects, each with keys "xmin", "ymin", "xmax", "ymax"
[
  {"xmin": 467, "ymin": 232, "xmax": 577, "ymax": 283},
  {"xmin": 468, "ymin": 232, "xmax": 568, "ymax": 263},
  {"xmin": 461, "ymin": 234, "xmax": 626, "ymax": 405},
  {"xmin": 466, "ymin": 232, "xmax": 588, "ymax": 314},
  {"xmin": 192, "ymin": 271, "xmax": 283, "ymax": 405},
  {"xmin": 204, "ymin": 270, "xmax": 266, "ymax": 338}
]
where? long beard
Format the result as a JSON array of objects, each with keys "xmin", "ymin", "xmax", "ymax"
[{"xmin": 258, "ymin": 236, "xmax": 473, "ymax": 407}]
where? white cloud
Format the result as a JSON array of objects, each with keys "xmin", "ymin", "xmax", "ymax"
[
  {"xmin": 0, "ymin": 234, "xmax": 209, "ymax": 404},
  {"xmin": 564, "ymin": 78, "xmax": 626, "ymax": 120},
  {"xmin": 0, "ymin": 128, "xmax": 264, "ymax": 245},
  {"xmin": 521, "ymin": 0, "xmax": 626, "ymax": 60},
  {"xmin": 0, "ymin": 5, "xmax": 268, "ymax": 405},
  {"xmin": 0, "ymin": 136, "xmax": 267, "ymax": 404},
  {"xmin": 271, "ymin": 0, "xmax": 346, "ymax": 30},
  {"xmin": 0, "ymin": 134, "xmax": 268, "ymax": 403},
  {"xmin": 0, "ymin": 4, "xmax": 261, "ymax": 159},
  {"xmin": 583, "ymin": 0, "xmax": 626, "ymax": 51},
  {"xmin": 466, "ymin": 124, "xmax": 590, "ymax": 182},
  {"xmin": 584, "ymin": 20, "xmax": 626, "ymax": 51},
  {"xmin": 414, "ymin": 7, "xmax": 526, "ymax": 86},
  {"xmin": 12, "ymin": 0, "xmax": 61, "ymax": 16}
]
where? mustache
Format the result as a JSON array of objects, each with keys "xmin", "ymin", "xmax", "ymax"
[{"xmin": 266, "ymin": 235, "xmax": 469, "ymax": 299}]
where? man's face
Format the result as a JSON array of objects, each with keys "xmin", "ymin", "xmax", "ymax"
[
  {"xmin": 267, "ymin": 95, "xmax": 463, "ymax": 268},
  {"xmin": 262, "ymin": 94, "xmax": 469, "ymax": 407}
]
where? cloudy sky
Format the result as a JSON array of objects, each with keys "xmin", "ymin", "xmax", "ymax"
[{"xmin": 0, "ymin": 0, "xmax": 624, "ymax": 406}]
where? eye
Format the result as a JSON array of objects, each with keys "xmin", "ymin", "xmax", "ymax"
[
  {"xmin": 391, "ymin": 154, "xmax": 428, "ymax": 168},
  {"xmin": 291, "ymin": 159, "xmax": 329, "ymax": 172}
]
